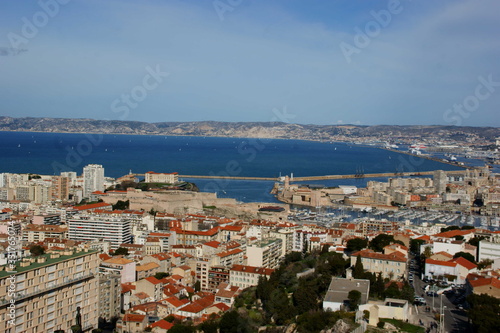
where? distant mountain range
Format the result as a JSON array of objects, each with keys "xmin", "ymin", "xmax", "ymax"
[{"xmin": 0, "ymin": 116, "xmax": 499, "ymax": 142}]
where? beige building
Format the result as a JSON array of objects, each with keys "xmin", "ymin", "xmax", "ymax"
[
  {"xmin": 98, "ymin": 271, "xmax": 122, "ymax": 321},
  {"xmin": 229, "ymin": 265, "xmax": 274, "ymax": 289},
  {"xmin": 22, "ymin": 224, "xmax": 68, "ymax": 243},
  {"xmin": 350, "ymin": 249, "xmax": 407, "ymax": 280},
  {"xmin": 145, "ymin": 171, "xmax": 179, "ymax": 184},
  {"xmin": 246, "ymin": 238, "xmax": 282, "ymax": 269},
  {"xmin": 0, "ymin": 249, "xmax": 100, "ymax": 333}
]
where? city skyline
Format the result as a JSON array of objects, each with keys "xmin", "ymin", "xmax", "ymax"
[{"xmin": 1, "ymin": 0, "xmax": 499, "ymax": 127}]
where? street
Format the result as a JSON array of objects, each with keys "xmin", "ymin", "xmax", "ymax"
[{"xmin": 411, "ymin": 265, "xmax": 471, "ymax": 332}]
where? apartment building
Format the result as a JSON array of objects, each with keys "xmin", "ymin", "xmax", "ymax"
[
  {"xmin": 100, "ymin": 257, "xmax": 136, "ymax": 284},
  {"xmin": 229, "ymin": 265, "xmax": 274, "ymax": 289},
  {"xmin": 173, "ymin": 227, "xmax": 219, "ymax": 246},
  {"xmin": 68, "ymin": 213, "xmax": 132, "ymax": 249},
  {"xmin": 269, "ymin": 229, "xmax": 294, "ymax": 257},
  {"xmin": 22, "ymin": 224, "xmax": 68, "ymax": 243},
  {"xmin": 83, "ymin": 164, "xmax": 105, "ymax": 198},
  {"xmin": 0, "ymin": 249, "xmax": 100, "ymax": 333},
  {"xmin": 350, "ymin": 249, "xmax": 407, "ymax": 280},
  {"xmin": 98, "ymin": 271, "xmax": 122, "ymax": 321},
  {"xmin": 246, "ymin": 238, "xmax": 283, "ymax": 269},
  {"xmin": 478, "ymin": 234, "xmax": 500, "ymax": 261}
]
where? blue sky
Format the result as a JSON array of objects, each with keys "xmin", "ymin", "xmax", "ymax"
[{"xmin": 1, "ymin": 0, "xmax": 499, "ymax": 126}]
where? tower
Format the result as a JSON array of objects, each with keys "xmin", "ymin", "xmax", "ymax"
[{"xmin": 83, "ymin": 164, "xmax": 104, "ymax": 199}]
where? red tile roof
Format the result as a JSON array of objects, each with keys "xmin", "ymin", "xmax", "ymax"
[
  {"xmin": 163, "ymin": 296, "xmax": 189, "ymax": 308},
  {"xmin": 468, "ymin": 276, "xmax": 500, "ymax": 289},
  {"xmin": 123, "ymin": 314, "xmax": 146, "ymax": 322},
  {"xmin": 150, "ymin": 319, "xmax": 174, "ymax": 330},
  {"xmin": 204, "ymin": 241, "xmax": 221, "ymax": 248},
  {"xmin": 451, "ymin": 257, "xmax": 477, "ymax": 270},
  {"xmin": 351, "ymin": 249, "xmax": 407, "ymax": 262},
  {"xmin": 425, "ymin": 258, "xmax": 457, "ymax": 267},
  {"xmin": 433, "ymin": 229, "xmax": 474, "ymax": 239},
  {"xmin": 230, "ymin": 264, "xmax": 274, "ymax": 276},
  {"xmin": 178, "ymin": 295, "xmax": 215, "ymax": 314},
  {"xmin": 145, "ymin": 276, "xmax": 163, "ymax": 285},
  {"xmin": 73, "ymin": 202, "xmax": 112, "ymax": 211},
  {"xmin": 433, "ymin": 251, "xmax": 453, "ymax": 259}
]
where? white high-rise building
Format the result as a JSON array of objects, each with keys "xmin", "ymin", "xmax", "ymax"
[
  {"xmin": 68, "ymin": 213, "xmax": 132, "ymax": 249},
  {"xmin": 83, "ymin": 164, "xmax": 104, "ymax": 198}
]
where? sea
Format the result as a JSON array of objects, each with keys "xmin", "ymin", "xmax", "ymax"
[{"xmin": 0, "ymin": 131, "xmax": 465, "ymax": 203}]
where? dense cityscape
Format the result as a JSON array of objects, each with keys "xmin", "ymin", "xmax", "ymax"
[
  {"xmin": 2, "ymin": 1, "xmax": 500, "ymax": 332},
  {"xmin": 0, "ymin": 146, "xmax": 499, "ymax": 332}
]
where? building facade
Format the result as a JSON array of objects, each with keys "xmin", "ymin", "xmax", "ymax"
[
  {"xmin": 0, "ymin": 249, "xmax": 100, "ymax": 333},
  {"xmin": 83, "ymin": 164, "xmax": 105, "ymax": 199}
]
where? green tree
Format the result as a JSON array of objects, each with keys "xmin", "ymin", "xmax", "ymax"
[
  {"xmin": 114, "ymin": 247, "xmax": 129, "ymax": 256},
  {"xmin": 477, "ymin": 259, "xmax": 493, "ymax": 270},
  {"xmin": 371, "ymin": 272, "xmax": 385, "ymax": 299},
  {"xmin": 422, "ymin": 246, "xmax": 433, "ymax": 258},
  {"xmin": 369, "ymin": 234, "xmax": 397, "ymax": 252},
  {"xmin": 194, "ymin": 280, "xmax": 201, "ymax": 292},
  {"xmin": 266, "ymin": 288, "xmax": 295, "ymax": 325},
  {"xmin": 410, "ymin": 239, "xmax": 425, "ymax": 254},
  {"xmin": 219, "ymin": 310, "xmax": 249, "ymax": 333},
  {"xmin": 468, "ymin": 236, "xmax": 485, "ymax": 248},
  {"xmin": 168, "ymin": 324, "xmax": 195, "ymax": 333},
  {"xmin": 346, "ymin": 238, "xmax": 368, "ymax": 252},
  {"xmin": 293, "ymin": 279, "xmax": 318, "ymax": 313},
  {"xmin": 154, "ymin": 272, "xmax": 169, "ymax": 279},
  {"xmin": 383, "ymin": 282, "xmax": 401, "ymax": 299},
  {"xmin": 352, "ymin": 255, "xmax": 364, "ymax": 279},
  {"xmin": 400, "ymin": 282, "xmax": 415, "ymax": 303},
  {"xmin": 348, "ymin": 290, "xmax": 362, "ymax": 311},
  {"xmin": 467, "ymin": 293, "xmax": 500, "ymax": 333},
  {"xmin": 453, "ymin": 251, "xmax": 476, "ymax": 264},
  {"xmin": 29, "ymin": 244, "xmax": 45, "ymax": 256},
  {"xmin": 112, "ymin": 199, "xmax": 129, "ymax": 210}
]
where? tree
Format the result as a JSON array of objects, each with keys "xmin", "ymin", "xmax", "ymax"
[
  {"xmin": 346, "ymin": 238, "xmax": 368, "ymax": 252},
  {"xmin": 369, "ymin": 234, "xmax": 396, "ymax": 252},
  {"xmin": 114, "ymin": 247, "xmax": 129, "ymax": 256},
  {"xmin": 410, "ymin": 239, "xmax": 425, "ymax": 254},
  {"xmin": 29, "ymin": 244, "xmax": 45, "ymax": 256},
  {"xmin": 168, "ymin": 324, "xmax": 195, "ymax": 333},
  {"xmin": 112, "ymin": 200, "xmax": 129, "ymax": 210},
  {"xmin": 422, "ymin": 246, "xmax": 433, "ymax": 258},
  {"xmin": 348, "ymin": 290, "xmax": 362, "ymax": 311},
  {"xmin": 154, "ymin": 272, "xmax": 169, "ymax": 279},
  {"xmin": 477, "ymin": 259, "xmax": 493, "ymax": 270},
  {"xmin": 453, "ymin": 251, "xmax": 476, "ymax": 264},
  {"xmin": 266, "ymin": 288, "xmax": 295, "ymax": 325},
  {"xmin": 293, "ymin": 278, "xmax": 318, "ymax": 313},
  {"xmin": 219, "ymin": 310, "xmax": 249, "ymax": 333},
  {"xmin": 468, "ymin": 236, "xmax": 485, "ymax": 248},
  {"xmin": 352, "ymin": 255, "xmax": 364, "ymax": 279},
  {"xmin": 467, "ymin": 293, "xmax": 500, "ymax": 333},
  {"xmin": 371, "ymin": 272, "xmax": 385, "ymax": 299},
  {"xmin": 194, "ymin": 280, "xmax": 201, "ymax": 292}
]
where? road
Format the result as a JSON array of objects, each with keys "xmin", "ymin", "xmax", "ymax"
[{"xmin": 411, "ymin": 266, "xmax": 471, "ymax": 332}]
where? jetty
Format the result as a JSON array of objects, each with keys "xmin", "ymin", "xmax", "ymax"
[{"xmin": 130, "ymin": 170, "xmax": 466, "ymax": 182}]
